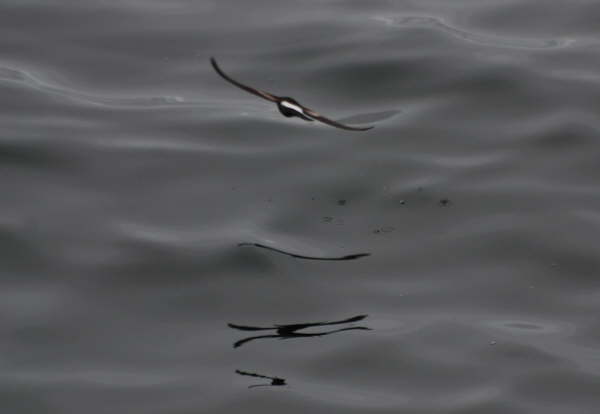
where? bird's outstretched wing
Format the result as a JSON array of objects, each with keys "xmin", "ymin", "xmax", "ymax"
[
  {"xmin": 211, "ymin": 57, "xmax": 279, "ymax": 103},
  {"xmin": 302, "ymin": 107, "xmax": 374, "ymax": 131}
]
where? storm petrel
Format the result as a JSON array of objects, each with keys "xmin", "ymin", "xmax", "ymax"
[{"xmin": 210, "ymin": 57, "xmax": 374, "ymax": 131}]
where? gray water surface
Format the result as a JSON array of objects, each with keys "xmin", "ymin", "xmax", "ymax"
[{"xmin": 2, "ymin": 1, "xmax": 600, "ymax": 413}]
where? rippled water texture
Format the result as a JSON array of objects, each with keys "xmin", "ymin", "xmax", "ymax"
[{"xmin": 2, "ymin": 1, "xmax": 600, "ymax": 413}]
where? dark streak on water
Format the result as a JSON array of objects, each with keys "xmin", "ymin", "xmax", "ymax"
[
  {"xmin": 2, "ymin": 1, "xmax": 600, "ymax": 414},
  {"xmin": 238, "ymin": 242, "xmax": 370, "ymax": 261},
  {"xmin": 235, "ymin": 369, "xmax": 287, "ymax": 389}
]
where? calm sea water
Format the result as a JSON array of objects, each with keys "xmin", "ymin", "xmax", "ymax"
[{"xmin": 2, "ymin": 1, "xmax": 600, "ymax": 413}]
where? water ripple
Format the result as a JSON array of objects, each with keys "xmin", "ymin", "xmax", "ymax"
[
  {"xmin": 372, "ymin": 15, "xmax": 574, "ymax": 50},
  {"xmin": 0, "ymin": 65, "xmax": 188, "ymax": 108}
]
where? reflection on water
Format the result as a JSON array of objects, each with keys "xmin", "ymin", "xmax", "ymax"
[
  {"xmin": 238, "ymin": 243, "xmax": 370, "ymax": 261},
  {"xmin": 229, "ymin": 315, "xmax": 371, "ymax": 348},
  {"xmin": 236, "ymin": 370, "xmax": 287, "ymax": 389}
]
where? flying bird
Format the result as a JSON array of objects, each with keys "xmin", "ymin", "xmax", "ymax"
[{"xmin": 210, "ymin": 57, "xmax": 374, "ymax": 131}]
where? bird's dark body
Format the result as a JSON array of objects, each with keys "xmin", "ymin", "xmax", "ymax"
[
  {"xmin": 210, "ymin": 57, "xmax": 373, "ymax": 131},
  {"xmin": 277, "ymin": 97, "xmax": 313, "ymax": 121}
]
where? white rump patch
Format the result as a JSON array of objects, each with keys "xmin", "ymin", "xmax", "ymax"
[{"xmin": 281, "ymin": 100, "xmax": 303, "ymax": 113}]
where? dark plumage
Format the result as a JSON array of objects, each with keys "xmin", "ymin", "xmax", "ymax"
[{"xmin": 210, "ymin": 57, "xmax": 374, "ymax": 131}]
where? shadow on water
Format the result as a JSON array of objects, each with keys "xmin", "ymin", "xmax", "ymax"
[
  {"xmin": 238, "ymin": 243, "xmax": 370, "ymax": 261},
  {"xmin": 228, "ymin": 314, "xmax": 371, "ymax": 348},
  {"xmin": 236, "ymin": 370, "xmax": 287, "ymax": 389}
]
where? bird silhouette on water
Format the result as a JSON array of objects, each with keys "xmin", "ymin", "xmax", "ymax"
[
  {"xmin": 228, "ymin": 314, "xmax": 370, "ymax": 348},
  {"xmin": 235, "ymin": 370, "xmax": 287, "ymax": 388}
]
